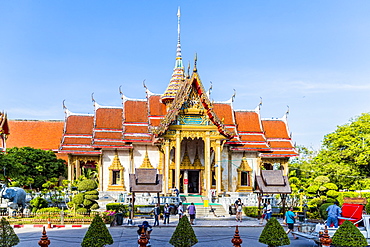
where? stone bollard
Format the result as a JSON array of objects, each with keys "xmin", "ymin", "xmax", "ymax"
[
  {"xmin": 231, "ymin": 225, "xmax": 243, "ymax": 247},
  {"xmin": 138, "ymin": 227, "xmax": 148, "ymax": 247},
  {"xmin": 38, "ymin": 226, "xmax": 50, "ymax": 247},
  {"xmin": 319, "ymin": 225, "xmax": 332, "ymax": 247}
]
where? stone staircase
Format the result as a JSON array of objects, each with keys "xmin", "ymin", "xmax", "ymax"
[{"xmin": 183, "ymin": 195, "xmax": 229, "ymax": 218}]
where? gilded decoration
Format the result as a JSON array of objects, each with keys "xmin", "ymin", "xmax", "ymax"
[
  {"xmin": 108, "ymin": 152, "xmax": 126, "ymax": 191},
  {"xmin": 237, "ymin": 154, "xmax": 253, "ymax": 192},
  {"xmin": 139, "ymin": 150, "xmax": 154, "ymax": 169},
  {"xmin": 71, "ymin": 156, "xmax": 99, "ymax": 163}
]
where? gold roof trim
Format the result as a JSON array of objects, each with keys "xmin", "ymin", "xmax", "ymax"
[{"xmin": 139, "ymin": 150, "xmax": 154, "ymax": 169}]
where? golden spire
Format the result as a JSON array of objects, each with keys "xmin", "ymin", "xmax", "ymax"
[{"xmin": 139, "ymin": 150, "xmax": 154, "ymax": 169}]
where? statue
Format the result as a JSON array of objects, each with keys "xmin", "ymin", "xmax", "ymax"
[{"xmin": 0, "ymin": 184, "xmax": 26, "ymax": 212}]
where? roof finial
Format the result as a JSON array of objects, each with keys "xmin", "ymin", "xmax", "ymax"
[
  {"xmin": 286, "ymin": 105, "xmax": 290, "ymax": 116},
  {"xmin": 143, "ymin": 79, "xmax": 147, "ymax": 90},
  {"xmin": 231, "ymin": 89, "xmax": 236, "ymax": 102},
  {"xmin": 62, "ymin": 100, "xmax": 67, "ymax": 110},
  {"xmin": 91, "ymin": 93, "xmax": 95, "ymax": 103},
  {"xmin": 193, "ymin": 53, "xmax": 197, "ymax": 72},
  {"xmin": 119, "ymin": 85, "xmax": 123, "ymax": 95},
  {"xmin": 175, "ymin": 6, "xmax": 182, "ymax": 66}
]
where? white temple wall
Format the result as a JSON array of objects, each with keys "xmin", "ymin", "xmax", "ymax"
[{"xmin": 101, "ymin": 150, "xmax": 130, "ymax": 191}]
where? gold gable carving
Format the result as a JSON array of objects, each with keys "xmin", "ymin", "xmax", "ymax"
[
  {"xmin": 238, "ymin": 157, "xmax": 252, "ymax": 172},
  {"xmin": 139, "ymin": 150, "xmax": 154, "ymax": 169},
  {"xmin": 108, "ymin": 152, "xmax": 126, "ymax": 191}
]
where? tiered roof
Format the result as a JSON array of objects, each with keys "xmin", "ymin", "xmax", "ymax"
[
  {"xmin": 59, "ymin": 8, "xmax": 297, "ymax": 159},
  {"xmin": 7, "ymin": 120, "xmax": 68, "ymax": 161}
]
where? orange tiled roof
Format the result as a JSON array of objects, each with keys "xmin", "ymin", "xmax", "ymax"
[
  {"xmin": 262, "ymin": 120, "xmax": 290, "ymax": 139},
  {"xmin": 7, "ymin": 120, "xmax": 67, "ymax": 161},
  {"xmin": 213, "ymin": 103, "xmax": 234, "ymax": 125},
  {"xmin": 235, "ymin": 111, "xmax": 262, "ymax": 132},
  {"xmin": 95, "ymin": 108, "xmax": 123, "ymax": 129},
  {"xmin": 124, "ymin": 101, "xmax": 148, "ymax": 123},
  {"xmin": 7, "ymin": 120, "xmax": 64, "ymax": 151}
]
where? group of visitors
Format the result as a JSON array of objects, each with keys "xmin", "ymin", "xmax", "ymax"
[{"xmin": 152, "ymin": 201, "xmax": 196, "ymax": 226}]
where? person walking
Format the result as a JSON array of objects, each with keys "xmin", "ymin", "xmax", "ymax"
[
  {"xmin": 265, "ymin": 201, "xmax": 272, "ymax": 221},
  {"xmin": 163, "ymin": 203, "xmax": 170, "ymax": 224},
  {"xmin": 285, "ymin": 207, "xmax": 298, "ymax": 240},
  {"xmin": 259, "ymin": 203, "xmax": 267, "ymax": 224},
  {"xmin": 326, "ymin": 201, "xmax": 342, "ymax": 228},
  {"xmin": 153, "ymin": 204, "xmax": 160, "ymax": 226},
  {"xmin": 173, "ymin": 187, "xmax": 179, "ymax": 197},
  {"xmin": 187, "ymin": 202, "xmax": 196, "ymax": 225},
  {"xmin": 177, "ymin": 202, "xmax": 184, "ymax": 219},
  {"xmin": 234, "ymin": 198, "xmax": 243, "ymax": 222}
]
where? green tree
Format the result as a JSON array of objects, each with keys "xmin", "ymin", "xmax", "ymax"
[
  {"xmin": 69, "ymin": 179, "xmax": 99, "ymax": 212},
  {"xmin": 29, "ymin": 197, "xmax": 48, "ymax": 213},
  {"xmin": 1, "ymin": 147, "xmax": 66, "ymax": 189},
  {"xmin": 259, "ymin": 217, "xmax": 290, "ymax": 247},
  {"xmin": 0, "ymin": 217, "xmax": 20, "ymax": 247},
  {"xmin": 312, "ymin": 113, "xmax": 370, "ymax": 189},
  {"xmin": 332, "ymin": 220, "xmax": 367, "ymax": 247},
  {"xmin": 169, "ymin": 216, "xmax": 198, "ymax": 247},
  {"xmin": 81, "ymin": 215, "xmax": 113, "ymax": 247}
]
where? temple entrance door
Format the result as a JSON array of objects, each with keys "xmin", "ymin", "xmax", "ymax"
[{"xmin": 187, "ymin": 170, "xmax": 199, "ymax": 194}]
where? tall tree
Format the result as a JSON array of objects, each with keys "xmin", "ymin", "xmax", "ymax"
[
  {"xmin": 290, "ymin": 113, "xmax": 370, "ymax": 190},
  {"xmin": 0, "ymin": 147, "xmax": 66, "ymax": 190},
  {"xmin": 312, "ymin": 113, "xmax": 370, "ymax": 189}
]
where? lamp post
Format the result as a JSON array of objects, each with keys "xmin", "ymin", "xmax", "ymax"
[{"xmin": 128, "ymin": 203, "xmax": 133, "ymax": 225}]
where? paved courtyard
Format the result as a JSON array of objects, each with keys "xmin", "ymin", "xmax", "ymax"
[{"xmin": 14, "ymin": 224, "xmax": 319, "ymax": 247}]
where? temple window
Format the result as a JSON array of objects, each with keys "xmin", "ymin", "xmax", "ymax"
[
  {"xmin": 236, "ymin": 153, "xmax": 253, "ymax": 192},
  {"xmin": 240, "ymin": 171, "xmax": 249, "ymax": 186},
  {"xmin": 112, "ymin": 170, "xmax": 120, "ymax": 185},
  {"xmin": 107, "ymin": 151, "xmax": 126, "ymax": 191},
  {"xmin": 263, "ymin": 163, "xmax": 273, "ymax": 170}
]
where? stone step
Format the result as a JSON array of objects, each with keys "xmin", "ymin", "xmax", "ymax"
[{"xmin": 182, "ymin": 195, "xmax": 229, "ymax": 218}]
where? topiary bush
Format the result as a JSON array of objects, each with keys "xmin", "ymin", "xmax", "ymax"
[
  {"xmin": 29, "ymin": 197, "xmax": 48, "ymax": 213},
  {"xmin": 81, "ymin": 214, "xmax": 113, "ymax": 247},
  {"xmin": 319, "ymin": 203, "xmax": 332, "ymax": 220},
  {"xmin": 259, "ymin": 217, "xmax": 290, "ymax": 247},
  {"xmin": 242, "ymin": 206, "xmax": 259, "ymax": 217},
  {"xmin": 332, "ymin": 220, "xmax": 367, "ymax": 247},
  {"xmin": 77, "ymin": 179, "xmax": 98, "ymax": 191},
  {"xmin": 0, "ymin": 217, "xmax": 20, "ymax": 247},
  {"xmin": 169, "ymin": 215, "xmax": 198, "ymax": 247}
]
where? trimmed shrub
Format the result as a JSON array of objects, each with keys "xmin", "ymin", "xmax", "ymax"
[
  {"xmin": 0, "ymin": 218, "xmax": 19, "ymax": 247},
  {"xmin": 324, "ymin": 183, "xmax": 338, "ymax": 191},
  {"xmin": 326, "ymin": 190, "xmax": 339, "ymax": 198},
  {"xmin": 91, "ymin": 202, "xmax": 99, "ymax": 210},
  {"xmin": 78, "ymin": 179, "xmax": 98, "ymax": 191},
  {"xmin": 169, "ymin": 215, "xmax": 198, "ymax": 247},
  {"xmin": 81, "ymin": 215, "xmax": 113, "ymax": 247},
  {"xmin": 29, "ymin": 197, "xmax": 48, "ymax": 213},
  {"xmin": 37, "ymin": 207, "xmax": 60, "ymax": 213},
  {"xmin": 332, "ymin": 220, "xmax": 367, "ymax": 247},
  {"xmin": 85, "ymin": 194, "xmax": 99, "ymax": 200},
  {"xmin": 307, "ymin": 185, "xmax": 319, "ymax": 194},
  {"xmin": 243, "ymin": 206, "xmax": 259, "ymax": 217},
  {"xmin": 326, "ymin": 198, "xmax": 336, "ymax": 203},
  {"xmin": 259, "ymin": 217, "xmax": 290, "ymax": 247},
  {"xmin": 85, "ymin": 190, "xmax": 99, "ymax": 195},
  {"xmin": 77, "ymin": 208, "xmax": 88, "ymax": 214},
  {"xmin": 72, "ymin": 193, "xmax": 85, "ymax": 205},
  {"xmin": 319, "ymin": 203, "xmax": 332, "ymax": 220}
]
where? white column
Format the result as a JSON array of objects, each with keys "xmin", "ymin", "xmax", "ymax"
[{"xmin": 184, "ymin": 170, "xmax": 188, "ymax": 194}]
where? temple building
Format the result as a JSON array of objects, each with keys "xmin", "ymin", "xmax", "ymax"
[{"xmin": 59, "ymin": 9, "xmax": 298, "ymax": 196}]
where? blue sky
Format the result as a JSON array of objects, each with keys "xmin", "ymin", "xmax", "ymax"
[{"xmin": 1, "ymin": 1, "xmax": 370, "ymax": 150}]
